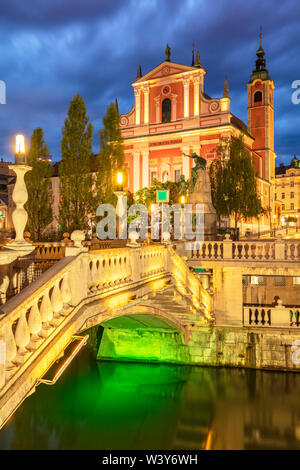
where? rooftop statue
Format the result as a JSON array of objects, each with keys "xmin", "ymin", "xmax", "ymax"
[{"xmin": 165, "ymin": 43, "xmax": 171, "ymax": 62}]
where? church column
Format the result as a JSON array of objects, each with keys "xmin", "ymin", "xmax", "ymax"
[
  {"xmin": 133, "ymin": 152, "xmax": 140, "ymax": 193},
  {"xmin": 142, "ymin": 150, "xmax": 149, "ymax": 188},
  {"xmin": 154, "ymin": 96, "xmax": 161, "ymax": 123},
  {"xmin": 171, "ymin": 94, "xmax": 177, "ymax": 121},
  {"xmin": 194, "ymin": 76, "xmax": 200, "ymax": 116},
  {"xmin": 143, "ymin": 85, "xmax": 149, "ymax": 124},
  {"xmin": 181, "ymin": 145, "xmax": 190, "ymax": 180},
  {"xmin": 135, "ymin": 88, "xmax": 141, "ymax": 126},
  {"xmin": 183, "ymin": 77, "xmax": 189, "ymax": 118}
]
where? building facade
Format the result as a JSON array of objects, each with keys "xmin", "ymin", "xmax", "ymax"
[
  {"xmin": 120, "ymin": 39, "xmax": 275, "ymax": 234},
  {"xmin": 275, "ymin": 155, "xmax": 300, "ymax": 225}
]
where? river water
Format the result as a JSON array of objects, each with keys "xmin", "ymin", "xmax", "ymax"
[{"xmin": 1, "ymin": 347, "xmax": 300, "ymax": 450}]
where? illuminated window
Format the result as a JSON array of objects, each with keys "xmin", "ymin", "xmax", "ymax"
[
  {"xmin": 281, "ymin": 193, "xmax": 285, "ymax": 199},
  {"xmin": 250, "ymin": 276, "xmax": 265, "ymax": 285},
  {"xmin": 254, "ymin": 91, "xmax": 262, "ymax": 103},
  {"xmin": 282, "ymin": 204, "xmax": 285, "ymax": 210},
  {"xmin": 291, "ymin": 181, "xmax": 294, "ymax": 187},
  {"xmin": 293, "ymin": 277, "xmax": 300, "ymax": 285},
  {"xmin": 291, "ymin": 192, "xmax": 294, "ymax": 198},
  {"xmin": 291, "ymin": 203, "xmax": 294, "ymax": 210}
]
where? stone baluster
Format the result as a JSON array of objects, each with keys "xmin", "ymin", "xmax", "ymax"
[
  {"xmin": 90, "ymin": 261, "xmax": 98, "ymax": 288},
  {"xmin": 223, "ymin": 234, "xmax": 232, "ymax": 259},
  {"xmin": 106, "ymin": 258, "xmax": 113, "ymax": 285},
  {"xmin": 97, "ymin": 258, "xmax": 104, "ymax": 287},
  {"xmin": 51, "ymin": 281, "xmax": 63, "ymax": 317},
  {"xmin": 100, "ymin": 258, "xmax": 107, "ymax": 287},
  {"xmin": 40, "ymin": 291, "xmax": 54, "ymax": 333},
  {"xmin": 125, "ymin": 255, "xmax": 132, "ymax": 281},
  {"xmin": 110, "ymin": 258, "xmax": 118, "ymax": 285},
  {"xmin": 28, "ymin": 301, "xmax": 42, "ymax": 341},
  {"xmin": 61, "ymin": 274, "xmax": 72, "ymax": 306},
  {"xmin": 274, "ymin": 236, "xmax": 285, "ymax": 260},
  {"xmin": 87, "ymin": 261, "xmax": 93, "ymax": 289},
  {"xmin": 0, "ymin": 275, "xmax": 9, "ymax": 305},
  {"xmin": 119, "ymin": 257, "xmax": 125, "ymax": 281},
  {"xmin": 15, "ymin": 311, "xmax": 30, "ymax": 357},
  {"xmin": 4, "ymin": 322, "xmax": 17, "ymax": 370},
  {"xmin": 128, "ymin": 245, "xmax": 141, "ymax": 283}
]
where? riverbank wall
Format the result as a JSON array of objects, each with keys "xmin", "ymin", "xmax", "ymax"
[{"xmin": 89, "ymin": 325, "xmax": 300, "ymax": 372}]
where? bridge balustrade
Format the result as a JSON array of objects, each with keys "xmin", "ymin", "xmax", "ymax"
[
  {"xmin": 243, "ymin": 305, "xmax": 300, "ymax": 328},
  {"xmin": 0, "ymin": 244, "xmax": 198, "ymax": 398},
  {"xmin": 188, "ymin": 238, "xmax": 300, "ymax": 262}
]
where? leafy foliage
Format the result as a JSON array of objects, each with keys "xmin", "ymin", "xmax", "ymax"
[
  {"xmin": 135, "ymin": 179, "xmax": 184, "ymax": 207},
  {"xmin": 25, "ymin": 127, "xmax": 53, "ymax": 241},
  {"xmin": 97, "ymin": 102, "xmax": 125, "ymax": 205},
  {"xmin": 209, "ymin": 134, "xmax": 264, "ymax": 236},
  {"xmin": 58, "ymin": 93, "xmax": 94, "ymax": 233}
]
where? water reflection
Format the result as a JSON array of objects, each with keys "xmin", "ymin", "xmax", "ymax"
[{"xmin": 1, "ymin": 348, "xmax": 300, "ymax": 450}]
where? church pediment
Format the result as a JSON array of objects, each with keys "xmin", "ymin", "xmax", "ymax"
[{"xmin": 133, "ymin": 61, "xmax": 200, "ymax": 84}]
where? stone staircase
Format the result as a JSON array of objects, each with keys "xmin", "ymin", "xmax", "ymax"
[{"xmin": 143, "ymin": 286, "xmax": 209, "ymax": 329}]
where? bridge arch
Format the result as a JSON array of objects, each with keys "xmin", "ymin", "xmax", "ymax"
[{"xmin": 82, "ymin": 301, "xmax": 192, "ymax": 365}]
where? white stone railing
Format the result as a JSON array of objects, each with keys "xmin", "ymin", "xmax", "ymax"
[
  {"xmin": 188, "ymin": 235, "xmax": 300, "ymax": 262},
  {"xmin": 0, "ymin": 243, "xmax": 199, "ymax": 395},
  {"xmin": 243, "ymin": 303, "xmax": 300, "ymax": 328},
  {"xmin": 167, "ymin": 246, "xmax": 213, "ymax": 321}
]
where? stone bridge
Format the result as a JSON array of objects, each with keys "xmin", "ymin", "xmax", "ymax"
[{"xmin": 0, "ymin": 243, "xmax": 212, "ymax": 429}]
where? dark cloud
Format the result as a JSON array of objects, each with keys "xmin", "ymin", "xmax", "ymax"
[{"xmin": 0, "ymin": 0, "xmax": 299, "ymax": 164}]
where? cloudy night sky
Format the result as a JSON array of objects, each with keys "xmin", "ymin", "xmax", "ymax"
[{"xmin": 0, "ymin": 0, "xmax": 299, "ymax": 164}]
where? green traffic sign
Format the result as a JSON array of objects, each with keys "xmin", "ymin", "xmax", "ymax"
[{"xmin": 156, "ymin": 189, "xmax": 169, "ymax": 203}]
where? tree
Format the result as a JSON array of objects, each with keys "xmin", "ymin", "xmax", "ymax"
[
  {"xmin": 97, "ymin": 102, "xmax": 125, "ymax": 204},
  {"xmin": 58, "ymin": 93, "xmax": 94, "ymax": 233},
  {"xmin": 209, "ymin": 134, "xmax": 264, "ymax": 237},
  {"xmin": 135, "ymin": 178, "xmax": 183, "ymax": 208},
  {"xmin": 24, "ymin": 127, "xmax": 53, "ymax": 241}
]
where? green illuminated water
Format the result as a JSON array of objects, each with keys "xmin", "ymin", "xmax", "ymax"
[{"xmin": 1, "ymin": 347, "xmax": 300, "ymax": 450}]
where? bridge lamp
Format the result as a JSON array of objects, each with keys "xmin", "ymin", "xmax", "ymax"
[
  {"xmin": 15, "ymin": 134, "xmax": 27, "ymax": 165},
  {"xmin": 116, "ymin": 171, "xmax": 123, "ymax": 191},
  {"xmin": 179, "ymin": 195, "xmax": 186, "ymax": 206}
]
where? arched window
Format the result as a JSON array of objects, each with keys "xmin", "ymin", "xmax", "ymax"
[
  {"xmin": 162, "ymin": 98, "xmax": 171, "ymax": 123},
  {"xmin": 254, "ymin": 91, "xmax": 262, "ymax": 103}
]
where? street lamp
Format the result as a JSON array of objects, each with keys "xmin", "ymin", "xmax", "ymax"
[
  {"xmin": 5, "ymin": 135, "xmax": 34, "ymax": 251},
  {"xmin": 114, "ymin": 170, "xmax": 127, "ymax": 239},
  {"xmin": 179, "ymin": 194, "xmax": 186, "ymax": 205},
  {"xmin": 116, "ymin": 171, "xmax": 123, "ymax": 191}
]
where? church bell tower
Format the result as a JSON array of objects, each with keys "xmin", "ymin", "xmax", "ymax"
[{"xmin": 247, "ymin": 30, "xmax": 275, "ymax": 219}]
